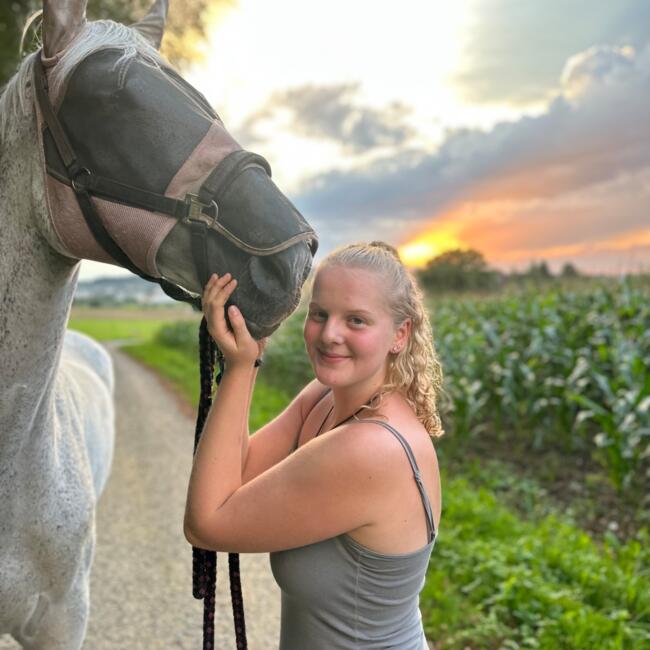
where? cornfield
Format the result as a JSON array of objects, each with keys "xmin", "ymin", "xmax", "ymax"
[{"xmin": 432, "ymin": 282, "xmax": 650, "ymax": 492}]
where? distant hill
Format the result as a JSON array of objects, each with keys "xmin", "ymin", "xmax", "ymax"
[{"xmin": 74, "ymin": 276, "xmax": 178, "ymax": 306}]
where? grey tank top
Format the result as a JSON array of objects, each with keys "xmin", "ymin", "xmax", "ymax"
[{"xmin": 270, "ymin": 407, "xmax": 437, "ymax": 650}]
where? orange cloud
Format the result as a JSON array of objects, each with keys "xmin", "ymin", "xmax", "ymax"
[{"xmin": 398, "ymin": 175, "xmax": 650, "ymax": 274}]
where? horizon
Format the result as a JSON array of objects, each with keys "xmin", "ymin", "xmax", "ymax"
[{"xmin": 78, "ymin": 252, "xmax": 649, "ymax": 284}]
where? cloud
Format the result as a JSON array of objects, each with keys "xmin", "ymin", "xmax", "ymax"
[
  {"xmin": 447, "ymin": 167, "xmax": 650, "ymax": 271},
  {"xmin": 453, "ymin": 0, "xmax": 650, "ymax": 105},
  {"xmin": 236, "ymin": 83, "xmax": 414, "ymax": 153},
  {"xmin": 293, "ymin": 43, "xmax": 650, "ymax": 272},
  {"xmin": 561, "ymin": 45, "xmax": 637, "ymax": 97}
]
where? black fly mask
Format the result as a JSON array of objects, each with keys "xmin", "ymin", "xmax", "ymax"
[{"xmin": 35, "ymin": 48, "xmax": 317, "ymax": 339}]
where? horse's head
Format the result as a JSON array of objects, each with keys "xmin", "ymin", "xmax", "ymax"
[{"xmin": 37, "ymin": 0, "xmax": 317, "ymax": 339}]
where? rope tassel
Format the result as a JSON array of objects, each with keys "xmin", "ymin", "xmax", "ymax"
[{"xmin": 193, "ymin": 318, "xmax": 248, "ymax": 649}]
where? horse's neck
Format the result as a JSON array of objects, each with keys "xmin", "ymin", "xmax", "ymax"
[{"xmin": 0, "ymin": 108, "xmax": 79, "ymax": 457}]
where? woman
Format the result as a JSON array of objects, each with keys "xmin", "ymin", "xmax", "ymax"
[{"xmin": 184, "ymin": 241, "xmax": 444, "ymax": 649}]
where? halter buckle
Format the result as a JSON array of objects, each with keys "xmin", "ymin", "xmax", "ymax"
[
  {"xmin": 71, "ymin": 167, "xmax": 92, "ymax": 194},
  {"xmin": 184, "ymin": 194, "xmax": 218, "ymax": 227}
]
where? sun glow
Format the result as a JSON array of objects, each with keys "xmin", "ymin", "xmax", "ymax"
[{"xmin": 398, "ymin": 227, "xmax": 463, "ymax": 268}]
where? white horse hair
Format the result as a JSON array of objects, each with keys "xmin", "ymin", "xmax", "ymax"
[
  {"xmin": 0, "ymin": 4, "xmax": 170, "ymax": 648},
  {"xmin": 0, "ymin": 52, "xmax": 37, "ymax": 140}
]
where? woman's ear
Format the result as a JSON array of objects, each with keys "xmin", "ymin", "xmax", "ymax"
[{"xmin": 392, "ymin": 318, "xmax": 412, "ymax": 353}]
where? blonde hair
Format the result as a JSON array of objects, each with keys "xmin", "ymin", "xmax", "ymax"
[{"xmin": 317, "ymin": 241, "xmax": 444, "ymax": 437}]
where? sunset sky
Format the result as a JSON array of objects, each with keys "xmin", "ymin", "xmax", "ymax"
[{"xmin": 80, "ymin": 0, "xmax": 650, "ymax": 279}]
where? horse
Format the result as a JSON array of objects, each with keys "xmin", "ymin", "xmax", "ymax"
[{"xmin": 0, "ymin": 1, "xmax": 316, "ymax": 647}]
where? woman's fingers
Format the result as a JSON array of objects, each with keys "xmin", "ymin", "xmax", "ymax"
[
  {"xmin": 201, "ymin": 274, "xmax": 262, "ymax": 364},
  {"xmin": 204, "ymin": 276, "xmax": 237, "ymax": 315},
  {"xmin": 201, "ymin": 273, "xmax": 218, "ymax": 303},
  {"xmin": 227, "ymin": 304, "xmax": 247, "ymax": 335},
  {"xmin": 204, "ymin": 273, "xmax": 235, "ymax": 304},
  {"xmin": 203, "ymin": 273, "xmax": 240, "ymax": 345},
  {"xmin": 227, "ymin": 304, "xmax": 256, "ymax": 346}
]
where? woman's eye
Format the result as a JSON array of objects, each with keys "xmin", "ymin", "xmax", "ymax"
[{"xmin": 349, "ymin": 317, "xmax": 365, "ymax": 326}]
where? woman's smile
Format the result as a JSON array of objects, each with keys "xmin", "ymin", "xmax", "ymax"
[{"xmin": 318, "ymin": 349, "xmax": 351, "ymax": 364}]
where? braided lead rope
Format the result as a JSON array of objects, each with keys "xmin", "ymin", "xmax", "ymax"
[
  {"xmin": 229, "ymin": 552, "xmax": 248, "ymax": 648},
  {"xmin": 193, "ymin": 317, "xmax": 248, "ymax": 649},
  {"xmin": 193, "ymin": 318, "xmax": 217, "ymax": 649}
]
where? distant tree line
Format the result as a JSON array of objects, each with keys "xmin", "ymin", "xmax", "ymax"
[{"xmin": 415, "ymin": 248, "xmax": 582, "ymax": 293}]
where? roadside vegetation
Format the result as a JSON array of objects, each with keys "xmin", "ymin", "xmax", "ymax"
[
  {"xmin": 69, "ymin": 257, "xmax": 650, "ymax": 649},
  {"xmin": 68, "ymin": 317, "xmax": 169, "ymax": 342}
]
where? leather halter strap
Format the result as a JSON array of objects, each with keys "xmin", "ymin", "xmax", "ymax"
[{"xmin": 33, "ymin": 54, "xmax": 201, "ymax": 305}]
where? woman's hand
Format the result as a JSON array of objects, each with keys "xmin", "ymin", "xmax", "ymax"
[{"xmin": 202, "ymin": 273, "xmax": 267, "ymax": 368}]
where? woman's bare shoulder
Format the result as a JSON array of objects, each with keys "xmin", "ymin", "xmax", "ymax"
[
  {"xmin": 296, "ymin": 378, "xmax": 330, "ymax": 419},
  {"xmin": 355, "ymin": 393, "xmax": 427, "ymax": 437},
  {"xmin": 344, "ymin": 394, "xmax": 438, "ymax": 474}
]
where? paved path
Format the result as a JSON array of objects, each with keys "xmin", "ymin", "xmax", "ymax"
[{"xmin": 0, "ymin": 347, "xmax": 280, "ymax": 650}]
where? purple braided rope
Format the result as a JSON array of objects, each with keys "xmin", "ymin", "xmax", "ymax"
[{"xmin": 193, "ymin": 317, "xmax": 248, "ymax": 649}]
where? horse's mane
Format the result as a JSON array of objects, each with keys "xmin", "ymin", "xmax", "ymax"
[{"xmin": 0, "ymin": 19, "xmax": 166, "ymax": 141}]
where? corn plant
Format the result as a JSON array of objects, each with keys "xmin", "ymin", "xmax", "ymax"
[{"xmin": 430, "ymin": 281, "xmax": 650, "ymax": 492}]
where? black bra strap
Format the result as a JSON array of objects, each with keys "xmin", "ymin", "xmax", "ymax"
[{"xmin": 292, "ymin": 388, "xmax": 332, "ymax": 452}]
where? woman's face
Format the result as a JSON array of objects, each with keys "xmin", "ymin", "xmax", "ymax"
[{"xmin": 303, "ymin": 265, "xmax": 408, "ymax": 391}]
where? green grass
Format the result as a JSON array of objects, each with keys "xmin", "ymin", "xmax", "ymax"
[
  {"xmin": 249, "ymin": 380, "xmax": 293, "ymax": 431},
  {"xmin": 68, "ymin": 318, "xmax": 169, "ymax": 342},
  {"xmin": 123, "ymin": 339, "xmax": 201, "ymax": 404},
  {"xmin": 122, "ymin": 339, "xmax": 293, "ymax": 431}
]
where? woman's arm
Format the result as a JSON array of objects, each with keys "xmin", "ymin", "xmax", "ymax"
[
  {"xmin": 185, "ymin": 272, "xmax": 265, "ymax": 542},
  {"xmin": 183, "ymin": 420, "xmax": 400, "ymax": 553},
  {"xmin": 241, "ymin": 378, "xmax": 326, "ymax": 484},
  {"xmin": 241, "ymin": 365, "xmax": 259, "ymax": 469},
  {"xmin": 186, "ymin": 371, "xmax": 330, "ymax": 544},
  {"xmin": 185, "ymin": 362, "xmax": 256, "ymax": 538}
]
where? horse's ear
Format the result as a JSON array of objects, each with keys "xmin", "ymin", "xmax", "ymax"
[
  {"xmin": 132, "ymin": 0, "xmax": 169, "ymax": 50},
  {"xmin": 43, "ymin": 0, "xmax": 88, "ymax": 58}
]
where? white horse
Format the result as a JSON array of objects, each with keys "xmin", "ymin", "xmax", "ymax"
[{"xmin": 0, "ymin": 1, "xmax": 315, "ymax": 647}]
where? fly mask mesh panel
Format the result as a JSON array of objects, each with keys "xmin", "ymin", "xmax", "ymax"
[{"xmin": 39, "ymin": 48, "xmax": 240, "ymax": 273}]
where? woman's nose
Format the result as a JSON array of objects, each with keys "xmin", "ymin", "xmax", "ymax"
[{"xmin": 320, "ymin": 318, "xmax": 344, "ymax": 344}]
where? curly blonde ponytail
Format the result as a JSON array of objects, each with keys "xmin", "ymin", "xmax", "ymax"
[{"xmin": 319, "ymin": 241, "xmax": 444, "ymax": 437}]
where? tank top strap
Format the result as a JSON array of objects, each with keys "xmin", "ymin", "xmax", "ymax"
[{"xmin": 356, "ymin": 419, "xmax": 436, "ymax": 542}]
